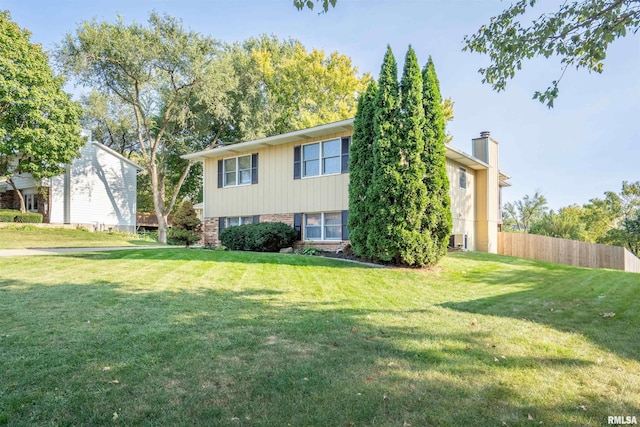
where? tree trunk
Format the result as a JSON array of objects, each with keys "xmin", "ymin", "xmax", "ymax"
[
  {"xmin": 7, "ymin": 179, "xmax": 26, "ymax": 213},
  {"xmin": 157, "ymin": 213, "xmax": 168, "ymax": 244},
  {"xmin": 148, "ymin": 163, "xmax": 168, "ymax": 244}
]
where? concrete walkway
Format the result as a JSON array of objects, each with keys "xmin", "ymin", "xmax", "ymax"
[{"xmin": 0, "ymin": 246, "xmax": 173, "ymax": 257}]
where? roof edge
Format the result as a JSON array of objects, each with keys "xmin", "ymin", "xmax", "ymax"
[{"xmin": 92, "ymin": 141, "xmax": 144, "ymax": 170}]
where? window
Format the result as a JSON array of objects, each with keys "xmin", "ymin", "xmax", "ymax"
[
  {"xmin": 294, "ymin": 137, "xmax": 350, "ymax": 179},
  {"xmin": 459, "ymin": 167, "xmax": 467, "ymax": 189},
  {"xmin": 301, "ymin": 138, "xmax": 342, "ymax": 178},
  {"xmin": 219, "ymin": 154, "xmax": 258, "ymax": 188},
  {"xmin": 24, "ymin": 193, "xmax": 38, "ymax": 212},
  {"xmin": 225, "ymin": 216, "xmax": 256, "ymax": 228},
  {"xmin": 304, "ymin": 212, "xmax": 343, "ymax": 241},
  {"xmin": 224, "ymin": 155, "xmax": 252, "ymax": 187}
]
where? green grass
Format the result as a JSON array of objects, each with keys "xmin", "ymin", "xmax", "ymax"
[
  {"xmin": 0, "ymin": 225, "xmax": 159, "ymax": 249},
  {"xmin": 0, "ymin": 249, "xmax": 639, "ymax": 426}
]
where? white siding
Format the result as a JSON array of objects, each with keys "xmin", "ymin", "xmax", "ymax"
[
  {"xmin": 49, "ymin": 174, "xmax": 66, "ymax": 224},
  {"xmin": 49, "ymin": 143, "xmax": 139, "ymax": 232}
]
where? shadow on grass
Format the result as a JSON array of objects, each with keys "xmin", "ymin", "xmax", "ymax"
[
  {"xmin": 441, "ymin": 252, "xmax": 640, "ymax": 362},
  {"xmin": 58, "ymin": 247, "xmax": 372, "ymax": 269},
  {"xmin": 1, "ymin": 276, "xmax": 637, "ymax": 426}
]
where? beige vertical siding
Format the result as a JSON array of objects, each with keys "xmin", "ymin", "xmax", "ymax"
[
  {"xmin": 447, "ymin": 159, "xmax": 477, "ymax": 251},
  {"xmin": 204, "ymin": 131, "xmax": 351, "ymax": 217}
]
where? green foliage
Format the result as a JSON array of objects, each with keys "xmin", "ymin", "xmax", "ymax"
[
  {"xmin": 347, "ymin": 80, "xmax": 377, "ymax": 258},
  {"xmin": 246, "ymin": 35, "xmax": 372, "ymax": 133},
  {"xmin": 529, "ymin": 206, "xmax": 586, "ymax": 240},
  {"xmin": 349, "ymin": 47, "xmax": 452, "ymax": 267},
  {"xmin": 219, "ymin": 222, "xmax": 297, "ymax": 252},
  {"xmin": 0, "ymin": 11, "xmax": 84, "ymax": 213},
  {"xmin": 293, "ymin": 0, "xmax": 336, "ymax": 12},
  {"xmin": 396, "ymin": 46, "xmax": 431, "ymax": 266},
  {"xmin": 299, "ymin": 246, "xmax": 323, "ymax": 256},
  {"xmin": 366, "ymin": 46, "xmax": 402, "ymax": 263},
  {"xmin": 79, "ymin": 91, "xmax": 137, "ymax": 157},
  {"xmin": 518, "ymin": 181, "xmax": 640, "ymax": 256},
  {"xmin": 503, "ymin": 191, "xmax": 549, "ymax": 232},
  {"xmin": 463, "ymin": 0, "xmax": 640, "ymax": 107},
  {"xmin": 0, "ymin": 209, "xmax": 18, "ymax": 222},
  {"xmin": 621, "ymin": 213, "xmax": 640, "ymax": 255},
  {"xmin": 57, "ymin": 12, "xmax": 228, "ymax": 243},
  {"xmin": 14, "ymin": 212, "xmax": 43, "ymax": 223},
  {"xmin": 167, "ymin": 201, "xmax": 202, "ymax": 247},
  {"xmin": 421, "ymin": 57, "xmax": 453, "ymax": 264}
]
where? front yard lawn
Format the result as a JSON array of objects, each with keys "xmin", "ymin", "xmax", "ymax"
[
  {"xmin": 0, "ymin": 225, "xmax": 158, "ymax": 249},
  {"xmin": 0, "ymin": 249, "xmax": 638, "ymax": 426}
]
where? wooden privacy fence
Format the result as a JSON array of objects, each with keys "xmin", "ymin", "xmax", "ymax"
[{"xmin": 498, "ymin": 232, "xmax": 640, "ymax": 274}]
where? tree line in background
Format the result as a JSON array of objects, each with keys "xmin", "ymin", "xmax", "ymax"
[
  {"xmin": 503, "ymin": 181, "xmax": 640, "ymax": 256},
  {"xmin": 348, "ymin": 46, "xmax": 451, "ymax": 267}
]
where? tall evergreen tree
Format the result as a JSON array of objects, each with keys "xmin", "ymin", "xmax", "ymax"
[
  {"xmin": 396, "ymin": 46, "xmax": 432, "ymax": 266},
  {"xmin": 366, "ymin": 46, "xmax": 402, "ymax": 262},
  {"xmin": 422, "ymin": 57, "xmax": 452, "ymax": 264},
  {"xmin": 347, "ymin": 80, "xmax": 377, "ymax": 258}
]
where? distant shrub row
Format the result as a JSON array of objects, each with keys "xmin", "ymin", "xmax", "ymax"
[
  {"xmin": 0, "ymin": 209, "xmax": 43, "ymax": 223},
  {"xmin": 219, "ymin": 222, "xmax": 296, "ymax": 252}
]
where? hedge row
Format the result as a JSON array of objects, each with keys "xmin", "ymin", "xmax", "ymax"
[
  {"xmin": 219, "ymin": 222, "xmax": 297, "ymax": 252},
  {"xmin": 0, "ymin": 209, "xmax": 43, "ymax": 223}
]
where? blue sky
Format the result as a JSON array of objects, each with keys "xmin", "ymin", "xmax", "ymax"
[{"xmin": 4, "ymin": 0, "xmax": 639, "ymax": 209}]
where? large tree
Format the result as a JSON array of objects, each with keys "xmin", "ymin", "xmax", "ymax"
[
  {"xmin": 58, "ymin": 13, "xmax": 233, "ymax": 243},
  {"xmin": 79, "ymin": 91, "xmax": 138, "ymax": 157},
  {"xmin": 421, "ymin": 56, "xmax": 452, "ymax": 264},
  {"xmin": 0, "ymin": 11, "xmax": 84, "ymax": 213},
  {"xmin": 347, "ymin": 80, "xmax": 377, "ymax": 258},
  {"xmin": 502, "ymin": 191, "xmax": 549, "ymax": 232},
  {"xmin": 463, "ymin": 0, "xmax": 640, "ymax": 107},
  {"xmin": 248, "ymin": 35, "xmax": 371, "ymax": 132}
]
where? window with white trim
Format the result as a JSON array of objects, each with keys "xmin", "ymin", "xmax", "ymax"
[
  {"xmin": 224, "ymin": 155, "xmax": 252, "ymax": 187},
  {"xmin": 24, "ymin": 193, "xmax": 38, "ymax": 212},
  {"xmin": 304, "ymin": 212, "xmax": 342, "ymax": 241},
  {"xmin": 302, "ymin": 138, "xmax": 341, "ymax": 177},
  {"xmin": 459, "ymin": 167, "xmax": 467, "ymax": 189}
]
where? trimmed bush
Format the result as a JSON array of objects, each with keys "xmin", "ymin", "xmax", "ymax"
[
  {"xmin": 0, "ymin": 209, "xmax": 19, "ymax": 222},
  {"xmin": 15, "ymin": 212, "xmax": 43, "ymax": 223},
  {"xmin": 219, "ymin": 222, "xmax": 297, "ymax": 252},
  {"xmin": 168, "ymin": 201, "xmax": 202, "ymax": 247}
]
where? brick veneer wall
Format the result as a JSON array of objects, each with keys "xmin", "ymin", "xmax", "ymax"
[
  {"xmin": 203, "ymin": 217, "xmax": 219, "ymax": 246},
  {"xmin": 0, "ymin": 190, "xmax": 15, "ymax": 210}
]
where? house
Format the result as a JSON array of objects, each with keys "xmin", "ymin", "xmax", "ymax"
[
  {"xmin": 183, "ymin": 118, "xmax": 510, "ymax": 252},
  {"xmin": 0, "ymin": 133, "xmax": 143, "ymax": 233}
]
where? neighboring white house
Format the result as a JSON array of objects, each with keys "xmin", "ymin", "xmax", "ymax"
[{"xmin": 0, "ymin": 134, "xmax": 143, "ymax": 233}]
